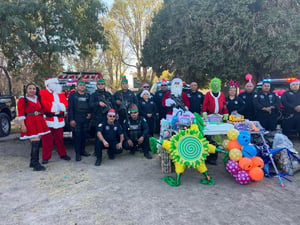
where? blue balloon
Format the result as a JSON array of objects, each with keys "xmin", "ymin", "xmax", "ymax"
[
  {"xmin": 242, "ymin": 145, "xmax": 257, "ymax": 158},
  {"xmin": 237, "ymin": 131, "xmax": 251, "ymax": 146}
]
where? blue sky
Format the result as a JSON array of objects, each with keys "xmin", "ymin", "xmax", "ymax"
[{"xmin": 102, "ymin": 0, "xmax": 114, "ymax": 9}]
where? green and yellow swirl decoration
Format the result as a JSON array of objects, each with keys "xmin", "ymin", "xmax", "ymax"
[{"xmin": 150, "ymin": 119, "xmax": 219, "ymax": 186}]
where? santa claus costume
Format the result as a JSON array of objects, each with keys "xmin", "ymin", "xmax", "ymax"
[
  {"xmin": 162, "ymin": 78, "xmax": 190, "ymax": 115},
  {"xmin": 18, "ymin": 96, "xmax": 50, "ymax": 140},
  {"xmin": 17, "ymin": 83, "xmax": 50, "ymax": 171},
  {"xmin": 40, "ymin": 78, "xmax": 71, "ymax": 163}
]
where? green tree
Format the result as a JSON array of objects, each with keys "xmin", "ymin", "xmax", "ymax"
[
  {"xmin": 142, "ymin": 0, "xmax": 300, "ymax": 86},
  {"xmin": 0, "ymin": 0, "xmax": 107, "ymax": 84}
]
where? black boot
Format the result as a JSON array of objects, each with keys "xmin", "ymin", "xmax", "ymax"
[
  {"xmin": 81, "ymin": 150, "xmax": 91, "ymax": 157},
  {"xmin": 31, "ymin": 141, "xmax": 46, "ymax": 171},
  {"xmin": 29, "ymin": 147, "xmax": 34, "ymax": 168}
]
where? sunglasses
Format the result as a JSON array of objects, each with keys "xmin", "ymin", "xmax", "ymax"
[
  {"xmin": 161, "ymin": 84, "xmax": 167, "ymax": 86},
  {"xmin": 108, "ymin": 115, "xmax": 115, "ymax": 118},
  {"xmin": 143, "ymin": 86, "xmax": 150, "ymax": 88},
  {"xmin": 130, "ymin": 112, "xmax": 138, "ymax": 114},
  {"xmin": 97, "ymin": 83, "xmax": 105, "ymax": 85}
]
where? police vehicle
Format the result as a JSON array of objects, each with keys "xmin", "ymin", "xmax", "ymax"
[
  {"xmin": 58, "ymin": 72, "xmax": 102, "ymax": 137},
  {"xmin": 0, "ymin": 66, "xmax": 16, "ymax": 137}
]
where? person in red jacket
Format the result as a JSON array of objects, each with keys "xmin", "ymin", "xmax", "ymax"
[
  {"xmin": 162, "ymin": 78, "xmax": 190, "ymax": 116},
  {"xmin": 202, "ymin": 77, "xmax": 228, "ymax": 165},
  {"xmin": 17, "ymin": 83, "xmax": 50, "ymax": 171},
  {"xmin": 39, "ymin": 78, "xmax": 71, "ymax": 164},
  {"xmin": 202, "ymin": 77, "xmax": 228, "ymax": 118}
]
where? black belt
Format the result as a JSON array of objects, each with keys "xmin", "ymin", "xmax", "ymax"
[
  {"xmin": 24, "ymin": 111, "xmax": 42, "ymax": 116},
  {"xmin": 44, "ymin": 112, "xmax": 65, "ymax": 118}
]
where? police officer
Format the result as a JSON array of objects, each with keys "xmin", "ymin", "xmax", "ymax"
[
  {"xmin": 226, "ymin": 86, "xmax": 245, "ymax": 115},
  {"xmin": 89, "ymin": 78, "xmax": 115, "ymax": 137},
  {"xmin": 137, "ymin": 82, "xmax": 154, "ymax": 102},
  {"xmin": 95, "ymin": 109, "xmax": 124, "ymax": 166},
  {"xmin": 253, "ymin": 81, "xmax": 280, "ymax": 131},
  {"xmin": 187, "ymin": 82, "xmax": 204, "ymax": 114},
  {"xmin": 281, "ymin": 79, "xmax": 300, "ymax": 138},
  {"xmin": 114, "ymin": 76, "xmax": 138, "ymax": 124},
  {"xmin": 123, "ymin": 104, "xmax": 152, "ymax": 159},
  {"xmin": 139, "ymin": 90, "xmax": 157, "ymax": 136},
  {"xmin": 239, "ymin": 82, "xmax": 255, "ymax": 120},
  {"xmin": 68, "ymin": 79, "xmax": 92, "ymax": 161}
]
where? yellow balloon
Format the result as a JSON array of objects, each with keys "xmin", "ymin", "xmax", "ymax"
[
  {"xmin": 227, "ymin": 129, "xmax": 240, "ymax": 141},
  {"xmin": 229, "ymin": 148, "xmax": 242, "ymax": 161},
  {"xmin": 222, "ymin": 139, "xmax": 230, "ymax": 150}
]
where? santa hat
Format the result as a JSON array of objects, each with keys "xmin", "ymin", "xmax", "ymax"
[
  {"xmin": 140, "ymin": 90, "xmax": 151, "ymax": 98},
  {"xmin": 142, "ymin": 82, "xmax": 149, "ymax": 88},
  {"xmin": 171, "ymin": 78, "xmax": 182, "ymax": 86},
  {"xmin": 290, "ymin": 79, "xmax": 300, "ymax": 87},
  {"xmin": 245, "ymin": 74, "xmax": 254, "ymax": 86},
  {"xmin": 121, "ymin": 76, "xmax": 128, "ymax": 83},
  {"xmin": 45, "ymin": 78, "xmax": 59, "ymax": 87},
  {"xmin": 129, "ymin": 104, "xmax": 138, "ymax": 112},
  {"xmin": 107, "ymin": 109, "xmax": 116, "ymax": 116},
  {"xmin": 161, "ymin": 79, "xmax": 168, "ymax": 85}
]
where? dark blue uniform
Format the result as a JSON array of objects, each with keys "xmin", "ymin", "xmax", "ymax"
[
  {"xmin": 154, "ymin": 90, "xmax": 168, "ymax": 120},
  {"xmin": 95, "ymin": 120, "xmax": 123, "ymax": 160},
  {"xmin": 226, "ymin": 96, "xmax": 246, "ymax": 115},
  {"xmin": 253, "ymin": 91, "xmax": 280, "ymax": 131},
  {"xmin": 68, "ymin": 92, "xmax": 91, "ymax": 159},
  {"xmin": 138, "ymin": 98, "xmax": 157, "ymax": 136},
  {"xmin": 281, "ymin": 89, "xmax": 300, "ymax": 137},
  {"xmin": 238, "ymin": 92, "xmax": 255, "ymax": 120},
  {"xmin": 123, "ymin": 116, "xmax": 150, "ymax": 156},
  {"xmin": 89, "ymin": 90, "xmax": 115, "ymax": 135},
  {"xmin": 186, "ymin": 91, "xmax": 204, "ymax": 114},
  {"xmin": 114, "ymin": 90, "xmax": 138, "ymax": 124}
]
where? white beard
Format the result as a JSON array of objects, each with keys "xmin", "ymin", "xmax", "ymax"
[
  {"xmin": 48, "ymin": 83, "xmax": 62, "ymax": 94},
  {"xmin": 171, "ymin": 85, "xmax": 182, "ymax": 97}
]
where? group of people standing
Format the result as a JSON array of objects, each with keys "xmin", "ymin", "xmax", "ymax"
[{"xmin": 18, "ymin": 74, "xmax": 300, "ymax": 171}]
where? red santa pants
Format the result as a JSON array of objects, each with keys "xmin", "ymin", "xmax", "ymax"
[{"xmin": 42, "ymin": 127, "xmax": 67, "ymax": 160}]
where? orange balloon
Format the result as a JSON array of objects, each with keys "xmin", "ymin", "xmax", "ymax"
[
  {"xmin": 228, "ymin": 140, "xmax": 242, "ymax": 150},
  {"xmin": 249, "ymin": 167, "xmax": 264, "ymax": 181},
  {"xmin": 251, "ymin": 156, "xmax": 264, "ymax": 168},
  {"xmin": 238, "ymin": 157, "xmax": 253, "ymax": 170}
]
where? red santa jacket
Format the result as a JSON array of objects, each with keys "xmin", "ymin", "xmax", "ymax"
[
  {"xmin": 202, "ymin": 91, "xmax": 228, "ymax": 115},
  {"xmin": 162, "ymin": 91, "xmax": 190, "ymax": 115},
  {"xmin": 40, "ymin": 88, "xmax": 68, "ymax": 128}
]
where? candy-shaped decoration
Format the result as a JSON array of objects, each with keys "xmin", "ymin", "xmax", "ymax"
[
  {"xmin": 228, "ymin": 140, "xmax": 242, "ymax": 150},
  {"xmin": 238, "ymin": 157, "xmax": 253, "ymax": 170},
  {"xmin": 242, "ymin": 145, "xmax": 257, "ymax": 158},
  {"xmin": 229, "ymin": 149, "xmax": 243, "ymax": 161},
  {"xmin": 227, "ymin": 129, "xmax": 240, "ymax": 141},
  {"xmin": 251, "ymin": 156, "xmax": 264, "ymax": 168},
  {"xmin": 237, "ymin": 131, "xmax": 251, "ymax": 146},
  {"xmin": 226, "ymin": 160, "xmax": 240, "ymax": 176},
  {"xmin": 249, "ymin": 167, "xmax": 264, "ymax": 181},
  {"xmin": 235, "ymin": 170, "xmax": 251, "ymax": 185},
  {"xmin": 222, "ymin": 139, "xmax": 230, "ymax": 150}
]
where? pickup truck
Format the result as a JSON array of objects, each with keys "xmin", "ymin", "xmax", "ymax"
[{"xmin": 0, "ymin": 66, "xmax": 16, "ymax": 137}]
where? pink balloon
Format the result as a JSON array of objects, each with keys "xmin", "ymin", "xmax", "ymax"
[
  {"xmin": 235, "ymin": 170, "xmax": 251, "ymax": 185},
  {"xmin": 226, "ymin": 160, "xmax": 240, "ymax": 177},
  {"xmin": 245, "ymin": 74, "xmax": 253, "ymax": 81}
]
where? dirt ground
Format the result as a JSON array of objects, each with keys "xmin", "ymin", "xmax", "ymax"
[{"xmin": 0, "ymin": 134, "xmax": 300, "ymax": 225}]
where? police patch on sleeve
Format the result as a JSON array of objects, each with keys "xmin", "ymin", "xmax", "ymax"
[
  {"xmin": 254, "ymin": 94, "xmax": 257, "ymax": 98},
  {"xmin": 98, "ymin": 123, "xmax": 103, "ymax": 127},
  {"xmin": 143, "ymin": 118, "xmax": 146, "ymax": 122}
]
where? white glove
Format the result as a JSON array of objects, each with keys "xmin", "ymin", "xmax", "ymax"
[{"xmin": 165, "ymin": 98, "xmax": 175, "ymax": 107}]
